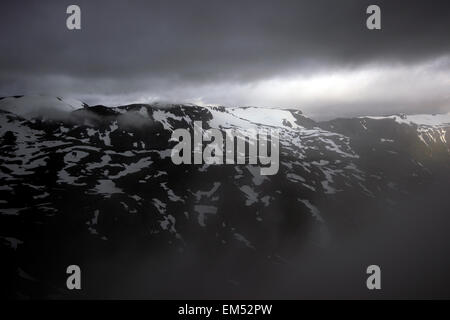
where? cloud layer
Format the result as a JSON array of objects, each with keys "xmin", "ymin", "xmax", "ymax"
[{"xmin": 1, "ymin": 0, "xmax": 449, "ymax": 119}]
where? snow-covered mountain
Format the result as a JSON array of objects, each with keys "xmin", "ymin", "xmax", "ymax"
[
  {"xmin": 1, "ymin": 96, "xmax": 450, "ymax": 298},
  {"xmin": 0, "ymin": 95, "xmax": 87, "ymax": 120}
]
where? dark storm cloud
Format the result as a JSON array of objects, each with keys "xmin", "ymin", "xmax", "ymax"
[{"xmin": 1, "ymin": 0, "xmax": 450, "ymax": 117}]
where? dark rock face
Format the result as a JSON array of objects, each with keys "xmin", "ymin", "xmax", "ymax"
[{"xmin": 1, "ymin": 96, "xmax": 450, "ymax": 299}]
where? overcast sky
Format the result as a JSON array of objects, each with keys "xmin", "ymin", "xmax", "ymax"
[{"xmin": 1, "ymin": 0, "xmax": 449, "ymax": 119}]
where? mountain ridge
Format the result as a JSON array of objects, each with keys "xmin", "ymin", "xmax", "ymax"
[{"xmin": 1, "ymin": 95, "xmax": 450, "ymax": 298}]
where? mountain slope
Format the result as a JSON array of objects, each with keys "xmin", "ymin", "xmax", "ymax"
[{"xmin": 1, "ymin": 97, "xmax": 450, "ymax": 298}]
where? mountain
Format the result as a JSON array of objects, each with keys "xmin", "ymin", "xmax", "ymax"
[
  {"xmin": 1, "ymin": 96, "xmax": 450, "ymax": 299},
  {"xmin": 0, "ymin": 95, "xmax": 87, "ymax": 119}
]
